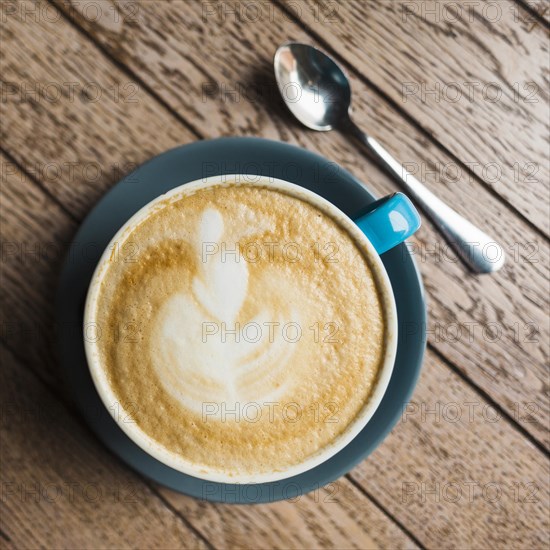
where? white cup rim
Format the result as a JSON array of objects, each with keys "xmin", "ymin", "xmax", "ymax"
[{"xmin": 83, "ymin": 174, "xmax": 398, "ymax": 484}]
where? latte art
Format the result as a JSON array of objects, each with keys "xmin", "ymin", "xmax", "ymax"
[
  {"xmin": 152, "ymin": 207, "xmax": 303, "ymax": 413},
  {"xmin": 92, "ymin": 183, "xmax": 388, "ymax": 478}
]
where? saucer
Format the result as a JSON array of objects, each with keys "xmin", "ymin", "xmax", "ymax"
[{"xmin": 56, "ymin": 137, "xmax": 426, "ymax": 503}]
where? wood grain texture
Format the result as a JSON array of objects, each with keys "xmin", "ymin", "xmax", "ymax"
[
  {"xmin": 0, "ymin": 344, "xmax": 208, "ymax": 549},
  {"xmin": 1, "ymin": 1, "xmax": 549, "ymax": 548},
  {"xmin": 0, "ymin": 2, "xmax": 195, "ymax": 221},
  {"xmin": 160, "ymin": 353, "xmax": 550, "ymax": 550},
  {"xmin": 281, "ymin": 0, "xmax": 550, "ymax": 235},
  {"xmin": 349, "ymin": 350, "xmax": 550, "ymax": 549},
  {"xmin": 518, "ymin": 0, "xmax": 550, "ymax": 26},
  {"xmin": 43, "ymin": 0, "xmax": 550, "ymax": 447},
  {"xmin": 156, "ymin": 479, "xmax": 418, "ymax": 550},
  {"xmin": 1, "ymin": 153, "xmax": 77, "ymax": 390}
]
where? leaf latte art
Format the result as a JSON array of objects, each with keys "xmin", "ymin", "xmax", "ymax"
[
  {"xmin": 153, "ymin": 207, "xmax": 300, "ymax": 413},
  {"xmin": 93, "ymin": 184, "xmax": 389, "ymax": 478}
]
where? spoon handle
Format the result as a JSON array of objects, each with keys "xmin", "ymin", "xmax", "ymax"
[{"xmin": 349, "ymin": 124, "xmax": 505, "ymax": 273}]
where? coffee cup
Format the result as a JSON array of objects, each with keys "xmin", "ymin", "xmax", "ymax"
[{"xmin": 84, "ymin": 175, "xmax": 420, "ymax": 483}]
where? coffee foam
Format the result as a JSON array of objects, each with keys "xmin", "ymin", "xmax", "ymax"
[{"xmin": 93, "ymin": 184, "xmax": 387, "ymax": 477}]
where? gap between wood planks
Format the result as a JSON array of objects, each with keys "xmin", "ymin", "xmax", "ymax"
[
  {"xmin": 272, "ymin": 0, "xmax": 550, "ymax": 243},
  {"xmin": 427, "ymin": 343, "xmax": 550, "ymax": 459},
  {"xmin": 344, "ymin": 475, "xmax": 426, "ymax": 550},
  {"xmin": 0, "ymin": 147, "xmax": 79, "ymax": 224},
  {"xmin": 516, "ymin": 0, "xmax": 550, "ymax": 30},
  {"xmin": 0, "ymin": 528, "xmax": 12, "ymax": 544},
  {"xmin": 29, "ymin": 0, "xmax": 550, "ymax": 451}
]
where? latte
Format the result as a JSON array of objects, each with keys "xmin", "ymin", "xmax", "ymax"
[{"xmin": 89, "ymin": 182, "xmax": 390, "ymax": 479}]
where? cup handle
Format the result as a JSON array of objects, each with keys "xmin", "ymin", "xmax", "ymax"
[{"xmin": 353, "ymin": 193, "xmax": 421, "ymax": 254}]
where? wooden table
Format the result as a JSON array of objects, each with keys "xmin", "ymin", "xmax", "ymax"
[{"xmin": 1, "ymin": 1, "xmax": 549, "ymax": 548}]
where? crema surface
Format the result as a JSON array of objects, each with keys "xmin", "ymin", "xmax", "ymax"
[{"xmin": 94, "ymin": 184, "xmax": 387, "ymax": 477}]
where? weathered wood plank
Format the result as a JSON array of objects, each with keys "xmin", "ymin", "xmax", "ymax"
[
  {"xmin": 156, "ymin": 478, "xmax": 417, "ymax": 549},
  {"xmin": 40, "ymin": 0, "xmax": 550, "ymax": 446},
  {"xmin": 1, "ymin": 153, "xmax": 77, "ymax": 390},
  {"xmin": 280, "ymin": 0, "xmax": 550, "ymax": 235},
  {"xmin": 0, "ymin": 2, "xmax": 195, "ymax": 221},
  {"xmin": 349, "ymin": 350, "xmax": 550, "ymax": 549},
  {"xmin": 157, "ymin": 479, "xmax": 418, "ymax": 550},
  {"xmin": 0, "ymin": 344, "xmax": 208, "ymax": 549}
]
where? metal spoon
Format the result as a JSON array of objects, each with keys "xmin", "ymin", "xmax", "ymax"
[{"xmin": 274, "ymin": 42, "xmax": 505, "ymax": 273}]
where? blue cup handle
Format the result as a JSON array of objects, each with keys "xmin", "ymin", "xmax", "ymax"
[{"xmin": 353, "ymin": 193, "xmax": 421, "ymax": 254}]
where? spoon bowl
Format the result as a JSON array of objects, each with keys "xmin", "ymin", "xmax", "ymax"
[{"xmin": 274, "ymin": 42, "xmax": 351, "ymax": 131}]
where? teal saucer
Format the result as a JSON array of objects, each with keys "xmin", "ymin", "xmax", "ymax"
[{"xmin": 56, "ymin": 137, "xmax": 426, "ymax": 503}]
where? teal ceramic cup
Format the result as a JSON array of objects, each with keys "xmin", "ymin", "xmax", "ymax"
[{"xmin": 84, "ymin": 175, "xmax": 420, "ymax": 484}]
